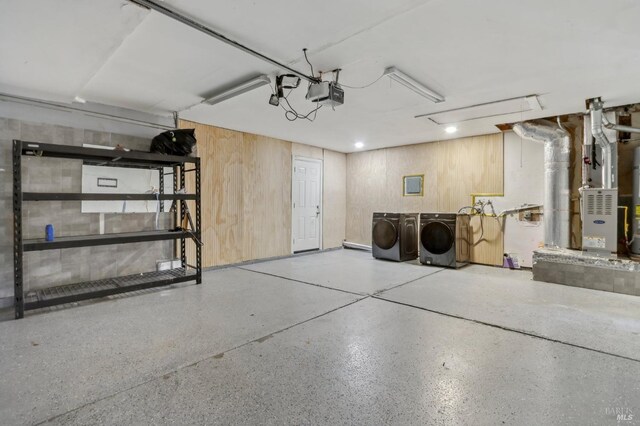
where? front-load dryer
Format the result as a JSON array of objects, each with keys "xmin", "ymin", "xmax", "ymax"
[
  {"xmin": 372, "ymin": 212, "xmax": 419, "ymax": 261},
  {"xmin": 420, "ymin": 213, "xmax": 470, "ymax": 268}
]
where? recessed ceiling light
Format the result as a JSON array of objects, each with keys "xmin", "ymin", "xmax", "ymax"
[
  {"xmin": 354, "ymin": 141, "xmax": 364, "ymax": 149},
  {"xmin": 445, "ymin": 126, "xmax": 457, "ymax": 134}
]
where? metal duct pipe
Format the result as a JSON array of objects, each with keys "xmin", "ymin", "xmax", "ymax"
[
  {"xmin": 602, "ymin": 115, "xmax": 640, "ymax": 134},
  {"xmin": 512, "ymin": 121, "xmax": 570, "ymax": 248},
  {"xmin": 589, "ymin": 99, "xmax": 615, "ymax": 188},
  {"xmin": 582, "ymin": 113, "xmax": 591, "ymax": 188}
]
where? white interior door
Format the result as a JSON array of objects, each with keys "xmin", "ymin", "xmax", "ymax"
[{"xmin": 292, "ymin": 158, "xmax": 322, "ymax": 252}]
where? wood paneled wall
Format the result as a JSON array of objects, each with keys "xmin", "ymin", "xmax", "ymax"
[
  {"xmin": 179, "ymin": 120, "xmax": 346, "ymax": 268},
  {"xmin": 242, "ymin": 134, "xmax": 292, "ymax": 261},
  {"xmin": 323, "ymin": 149, "xmax": 347, "ymax": 248},
  {"xmin": 566, "ymin": 116, "xmax": 583, "ymax": 250},
  {"xmin": 346, "ymin": 133, "xmax": 505, "ymax": 266}
]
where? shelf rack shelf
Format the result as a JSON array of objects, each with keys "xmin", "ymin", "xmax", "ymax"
[
  {"xmin": 19, "ymin": 140, "xmax": 198, "ymax": 168},
  {"xmin": 23, "ymin": 192, "xmax": 198, "ymax": 201},
  {"xmin": 24, "ymin": 268, "xmax": 196, "ymax": 310},
  {"xmin": 23, "ymin": 229, "xmax": 192, "ymax": 251},
  {"xmin": 12, "ymin": 139, "xmax": 202, "ymax": 319}
]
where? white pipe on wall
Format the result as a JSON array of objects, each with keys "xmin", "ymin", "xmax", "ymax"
[{"xmin": 342, "ymin": 241, "xmax": 372, "ymax": 251}]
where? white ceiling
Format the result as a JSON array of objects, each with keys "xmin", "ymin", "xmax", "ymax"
[{"xmin": 2, "ymin": 0, "xmax": 640, "ymax": 152}]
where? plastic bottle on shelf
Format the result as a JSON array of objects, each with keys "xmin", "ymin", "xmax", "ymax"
[{"xmin": 45, "ymin": 224, "xmax": 54, "ymax": 242}]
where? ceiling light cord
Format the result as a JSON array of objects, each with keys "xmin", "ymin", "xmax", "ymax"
[
  {"xmin": 280, "ymin": 96, "xmax": 322, "ymax": 122},
  {"xmin": 339, "ymin": 72, "xmax": 386, "ymax": 89},
  {"xmin": 303, "ymin": 48, "xmax": 315, "ymax": 79}
]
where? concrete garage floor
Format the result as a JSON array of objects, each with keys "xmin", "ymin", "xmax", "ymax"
[{"xmin": 1, "ymin": 249, "xmax": 639, "ymax": 425}]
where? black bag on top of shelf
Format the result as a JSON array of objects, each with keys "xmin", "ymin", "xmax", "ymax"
[{"xmin": 150, "ymin": 129, "xmax": 197, "ymax": 156}]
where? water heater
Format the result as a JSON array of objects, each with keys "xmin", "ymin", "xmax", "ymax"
[{"xmin": 632, "ymin": 147, "xmax": 640, "ymax": 254}]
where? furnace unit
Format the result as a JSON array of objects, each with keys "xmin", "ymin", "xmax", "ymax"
[{"xmin": 582, "ymin": 188, "xmax": 618, "ymax": 253}]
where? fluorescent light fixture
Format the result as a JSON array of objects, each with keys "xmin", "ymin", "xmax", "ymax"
[
  {"xmin": 445, "ymin": 126, "xmax": 457, "ymax": 134},
  {"xmin": 383, "ymin": 66, "xmax": 444, "ymax": 103},
  {"xmin": 203, "ymin": 75, "xmax": 271, "ymax": 106},
  {"xmin": 354, "ymin": 141, "xmax": 364, "ymax": 149},
  {"xmin": 73, "ymin": 96, "xmax": 86, "ymax": 104},
  {"xmin": 415, "ymin": 95, "xmax": 542, "ymax": 124}
]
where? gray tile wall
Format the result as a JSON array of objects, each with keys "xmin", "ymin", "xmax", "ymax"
[
  {"xmin": 0, "ymin": 117, "xmax": 174, "ymax": 303},
  {"xmin": 533, "ymin": 260, "xmax": 640, "ymax": 296}
]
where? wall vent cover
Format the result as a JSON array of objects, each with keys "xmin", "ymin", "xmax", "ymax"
[{"xmin": 586, "ymin": 192, "xmax": 613, "ymax": 216}]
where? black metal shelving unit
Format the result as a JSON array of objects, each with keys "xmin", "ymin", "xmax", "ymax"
[{"xmin": 12, "ymin": 140, "xmax": 202, "ymax": 319}]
